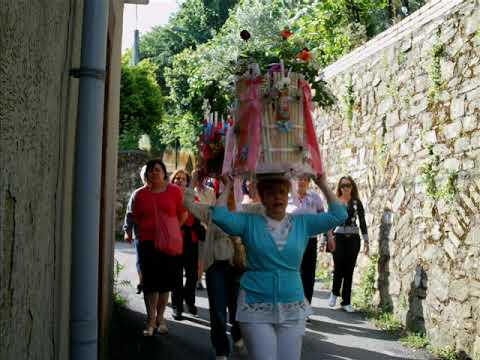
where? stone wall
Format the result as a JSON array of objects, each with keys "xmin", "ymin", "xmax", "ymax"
[
  {"xmin": 116, "ymin": 151, "xmax": 151, "ymax": 237},
  {"xmin": 315, "ymin": 0, "xmax": 480, "ymax": 357}
]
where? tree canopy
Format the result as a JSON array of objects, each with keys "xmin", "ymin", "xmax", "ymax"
[{"xmin": 126, "ymin": 0, "xmax": 426, "ymax": 151}]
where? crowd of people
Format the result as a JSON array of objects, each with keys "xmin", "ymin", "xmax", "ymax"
[{"xmin": 123, "ymin": 159, "xmax": 369, "ymax": 360}]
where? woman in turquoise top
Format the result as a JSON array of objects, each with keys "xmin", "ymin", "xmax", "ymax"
[{"xmin": 212, "ymin": 174, "xmax": 347, "ymax": 360}]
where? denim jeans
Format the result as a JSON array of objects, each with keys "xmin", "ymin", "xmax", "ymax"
[{"xmin": 205, "ymin": 261, "xmax": 242, "ymax": 357}]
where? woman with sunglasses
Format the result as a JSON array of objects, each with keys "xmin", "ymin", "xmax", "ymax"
[{"xmin": 328, "ymin": 176, "xmax": 369, "ymax": 313}]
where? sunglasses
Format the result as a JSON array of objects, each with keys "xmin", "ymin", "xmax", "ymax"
[{"xmin": 340, "ymin": 183, "xmax": 352, "ymax": 189}]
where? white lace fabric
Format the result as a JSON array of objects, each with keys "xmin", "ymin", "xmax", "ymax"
[{"xmin": 236, "ymin": 290, "xmax": 312, "ymax": 323}]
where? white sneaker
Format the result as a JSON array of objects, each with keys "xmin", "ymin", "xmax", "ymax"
[
  {"xmin": 328, "ymin": 293, "xmax": 337, "ymax": 307},
  {"xmin": 342, "ymin": 304, "xmax": 354, "ymax": 313}
]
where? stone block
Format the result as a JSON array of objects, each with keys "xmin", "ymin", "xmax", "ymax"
[
  {"xmin": 465, "ymin": 226, "xmax": 480, "ymax": 246},
  {"xmin": 449, "ymin": 278, "xmax": 470, "ymax": 302},
  {"xmin": 424, "ymin": 130, "xmax": 437, "ymax": 144},
  {"xmin": 445, "ymin": 237, "xmax": 459, "ymax": 259},
  {"xmin": 433, "ymin": 143, "xmax": 450, "ymax": 156},
  {"xmin": 464, "ymin": 11, "xmax": 480, "ymax": 36},
  {"xmin": 394, "ymin": 123, "xmax": 409, "ymax": 140},
  {"xmin": 462, "ymin": 115, "xmax": 478, "ymax": 132},
  {"xmin": 451, "ymin": 96, "xmax": 466, "ymax": 119},
  {"xmin": 378, "ymin": 96, "xmax": 394, "ymax": 115},
  {"xmin": 443, "ymin": 158, "xmax": 461, "ymax": 171},
  {"xmin": 467, "ymin": 86, "xmax": 480, "ymax": 102},
  {"xmin": 386, "ymin": 111, "xmax": 400, "ymax": 127},
  {"xmin": 392, "ymin": 185, "xmax": 406, "ymax": 211},
  {"xmin": 454, "ymin": 137, "xmax": 471, "ymax": 153},
  {"xmin": 441, "ymin": 60, "xmax": 456, "ymax": 81},
  {"xmin": 443, "ymin": 121, "xmax": 463, "ymax": 140},
  {"xmin": 430, "ymin": 265, "xmax": 450, "ymax": 302}
]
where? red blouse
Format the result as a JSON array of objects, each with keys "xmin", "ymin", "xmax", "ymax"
[{"xmin": 132, "ymin": 184, "xmax": 185, "ymax": 242}]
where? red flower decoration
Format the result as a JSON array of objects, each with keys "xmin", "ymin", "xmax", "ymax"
[
  {"xmin": 281, "ymin": 28, "xmax": 293, "ymax": 40},
  {"xmin": 297, "ymin": 48, "xmax": 312, "ymax": 62}
]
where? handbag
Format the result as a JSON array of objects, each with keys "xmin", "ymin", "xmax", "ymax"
[{"xmin": 152, "ymin": 196, "xmax": 183, "ymax": 256}]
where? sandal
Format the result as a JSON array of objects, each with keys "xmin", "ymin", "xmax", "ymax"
[
  {"xmin": 142, "ymin": 325, "xmax": 155, "ymax": 337},
  {"xmin": 155, "ymin": 319, "xmax": 168, "ymax": 334}
]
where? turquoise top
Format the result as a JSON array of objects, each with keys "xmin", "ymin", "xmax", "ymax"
[{"xmin": 211, "ymin": 202, "xmax": 347, "ymax": 305}]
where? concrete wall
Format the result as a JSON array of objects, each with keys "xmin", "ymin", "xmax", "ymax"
[
  {"xmin": 315, "ymin": 0, "xmax": 480, "ymax": 357},
  {"xmin": 0, "ymin": 1, "xmax": 82, "ymax": 359}
]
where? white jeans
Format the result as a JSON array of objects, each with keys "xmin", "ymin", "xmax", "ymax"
[{"xmin": 240, "ymin": 320, "xmax": 305, "ymax": 360}]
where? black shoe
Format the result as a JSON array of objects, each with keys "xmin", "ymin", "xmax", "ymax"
[
  {"xmin": 173, "ymin": 309, "xmax": 183, "ymax": 321},
  {"xmin": 187, "ymin": 304, "xmax": 198, "ymax": 316},
  {"xmin": 136, "ymin": 283, "xmax": 143, "ymax": 294}
]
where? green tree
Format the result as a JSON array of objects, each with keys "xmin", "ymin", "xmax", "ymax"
[
  {"xmin": 140, "ymin": 0, "xmax": 239, "ymax": 93},
  {"xmin": 119, "ymin": 53, "xmax": 164, "ymax": 151}
]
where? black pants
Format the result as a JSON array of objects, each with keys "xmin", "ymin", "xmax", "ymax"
[
  {"xmin": 171, "ymin": 235, "xmax": 198, "ymax": 311},
  {"xmin": 301, "ymin": 237, "xmax": 318, "ymax": 304},
  {"xmin": 206, "ymin": 261, "xmax": 242, "ymax": 357},
  {"xmin": 332, "ymin": 234, "xmax": 361, "ymax": 306}
]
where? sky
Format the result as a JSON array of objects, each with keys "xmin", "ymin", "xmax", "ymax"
[{"xmin": 122, "ymin": 0, "xmax": 180, "ymax": 52}]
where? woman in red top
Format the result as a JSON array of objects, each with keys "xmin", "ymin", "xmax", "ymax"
[
  {"xmin": 126, "ymin": 159, "xmax": 187, "ymax": 336},
  {"xmin": 170, "ymin": 169, "xmax": 204, "ymax": 320}
]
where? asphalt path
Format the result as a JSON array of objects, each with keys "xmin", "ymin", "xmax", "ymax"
[{"xmin": 111, "ymin": 242, "xmax": 433, "ymax": 360}]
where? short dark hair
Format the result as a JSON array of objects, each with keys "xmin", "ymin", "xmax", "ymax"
[
  {"xmin": 336, "ymin": 176, "xmax": 359, "ymax": 200},
  {"xmin": 145, "ymin": 159, "xmax": 168, "ymax": 180}
]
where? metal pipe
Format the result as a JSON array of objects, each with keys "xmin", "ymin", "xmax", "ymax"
[{"xmin": 70, "ymin": 0, "xmax": 109, "ymax": 359}]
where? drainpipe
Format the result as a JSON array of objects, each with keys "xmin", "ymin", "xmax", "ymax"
[{"xmin": 69, "ymin": 0, "xmax": 109, "ymax": 359}]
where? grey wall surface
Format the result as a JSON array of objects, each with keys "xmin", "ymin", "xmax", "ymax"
[
  {"xmin": 315, "ymin": 0, "xmax": 480, "ymax": 357},
  {"xmin": 0, "ymin": 1, "xmax": 81, "ymax": 359}
]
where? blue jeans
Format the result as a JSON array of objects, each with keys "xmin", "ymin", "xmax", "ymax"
[{"xmin": 205, "ymin": 261, "xmax": 242, "ymax": 357}]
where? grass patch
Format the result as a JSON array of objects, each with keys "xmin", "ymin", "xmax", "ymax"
[
  {"xmin": 315, "ymin": 264, "xmax": 333, "ymax": 284},
  {"xmin": 113, "ymin": 258, "xmax": 131, "ymax": 308},
  {"xmin": 430, "ymin": 346, "xmax": 460, "ymax": 360},
  {"xmin": 372, "ymin": 311, "xmax": 403, "ymax": 333},
  {"xmin": 400, "ymin": 332, "xmax": 429, "ymax": 349}
]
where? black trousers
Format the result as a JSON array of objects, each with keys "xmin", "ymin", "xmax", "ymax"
[
  {"xmin": 332, "ymin": 234, "xmax": 361, "ymax": 306},
  {"xmin": 171, "ymin": 235, "xmax": 198, "ymax": 311},
  {"xmin": 301, "ymin": 237, "xmax": 318, "ymax": 304}
]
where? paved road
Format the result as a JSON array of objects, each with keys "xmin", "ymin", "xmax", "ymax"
[{"xmin": 111, "ymin": 242, "xmax": 433, "ymax": 360}]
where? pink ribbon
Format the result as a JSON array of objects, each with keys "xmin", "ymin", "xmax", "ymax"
[
  {"xmin": 235, "ymin": 76, "xmax": 263, "ymax": 173},
  {"xmin": 299, "ymin": 79, "xmax": 323, "ymax": 176}
]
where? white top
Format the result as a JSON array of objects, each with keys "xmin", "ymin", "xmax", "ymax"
[{"xmin": 287, "ymin": 190, "xmax": 324, "ymax": 215}]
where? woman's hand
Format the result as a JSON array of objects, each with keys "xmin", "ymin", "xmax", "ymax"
[
  {"xmin": 124, "ymin": 231, "xmax": 133, "ymax": 244},
  {"xmin": 363, "ymin": 242, "xmax": 370, "ymax": 256},
  {"xmin": 314, "ymin": 173, "xmax": 337, "ymax": 204},
  {"xmin": 197, "ymin": 261, "xmax": 204, "ymax": 280}
]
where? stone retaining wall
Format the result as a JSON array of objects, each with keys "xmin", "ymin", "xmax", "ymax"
[{"xmin": 315, "ymin": 0, "xmax": 480, "ymax": 357}]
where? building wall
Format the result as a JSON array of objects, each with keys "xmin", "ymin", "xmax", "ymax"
[
  {"xmin": 315, "ymin": 0, "xmax": 480, "ymax": 357},
  {"xmin": 0, "ymin": 1, "xmax": 82, "ymax": 359}
]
